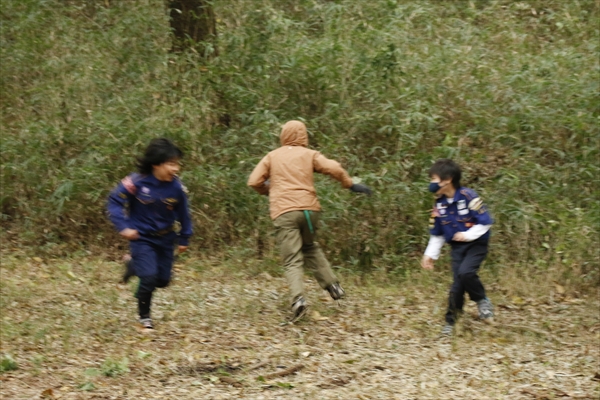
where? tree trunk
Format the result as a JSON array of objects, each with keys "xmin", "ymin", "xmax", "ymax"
[{"xmin": 168, "ymin": 0, "xmax": 217, "ymax": 56}]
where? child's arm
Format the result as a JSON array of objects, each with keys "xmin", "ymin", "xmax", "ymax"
[
  {"xmin": 453, "ymin": 224, "xmax": 492, "ymax": 242},
  {"xmin": 248, "ymin": 155, "xmax": 271, "ymax": 195},
  {"xmin": 422, "ymin": 208, "xmax": 444, "ymax": 269},
  {"xmin": 422, "ymin": 235, "xmax": 444, "ymax": 269},
  {"xmin": 176, "ymin": 183, "xmax": 193, "ymax": 251},
  {"xmin": 424, "ymin": 235, "xmax": 445, "ymax": 259},
  {"xmin": 452, "ymin": 192, "xmax": 493, "ymax": 242},
  {"xmin": 107, "ymin": 178, "xmax": 139, "ymax": 240}
]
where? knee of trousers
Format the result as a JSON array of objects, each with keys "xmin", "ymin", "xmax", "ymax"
[
  {"xmin": 458, "ymin": 271, "xmax": 479, "ymax": 283},
  {"xmin": 138, "ymin": 275, "xmax": 159, "ymax": 294}
]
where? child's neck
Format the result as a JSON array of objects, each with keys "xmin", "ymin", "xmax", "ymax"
[{"xmin": 444, "ymin": 186, "xmax": 457, "ymax": 199}]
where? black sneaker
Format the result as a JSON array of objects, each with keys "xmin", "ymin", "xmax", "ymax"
[
  {"xmin": 291, "ymin": 296, "xmax": 307, "ymax": 322},
  {"xmin": 139, "ymin": 318, "xmax": 154, "ymax": 329},
  {"xmin": 122, "ymin": 254, "xmax": 135, "ymax": 284},
  {"xmin": 326, "ymin": 283, "xmax": 346, "ymax": 300}
]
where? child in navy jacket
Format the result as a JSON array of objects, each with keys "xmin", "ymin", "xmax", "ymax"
[
  {"xmin": 107, "ymin": 138, "xmax": 192, "ymax": 329},
  {"xmin": 421, "ymin": 159, "xmax": 494, "ymax": 336}
]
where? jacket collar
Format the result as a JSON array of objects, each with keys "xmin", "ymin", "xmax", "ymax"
[{"xmin": 438, "ymin": 187, "xmax": 463, "ymax": 205}]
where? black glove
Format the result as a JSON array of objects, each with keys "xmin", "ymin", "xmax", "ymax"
[{"xmin": 350, "ymin": 183, "xmax": 372, "ymax": 196}]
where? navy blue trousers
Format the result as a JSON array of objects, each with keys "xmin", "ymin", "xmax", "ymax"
[
  {"xmin": 445, "ymin": 239, "xmax": 488, "ymax": 325},
  {"xmin": 129, "ymin": 233, "xmax": 176, "ymax": 319}
]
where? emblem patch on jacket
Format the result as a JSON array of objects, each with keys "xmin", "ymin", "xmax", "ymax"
[{"xmin": 468, "ymin": 198, "xmax": 483, "ymax": 211}]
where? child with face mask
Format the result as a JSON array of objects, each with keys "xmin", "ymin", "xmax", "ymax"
[{"xmin": 421, "ymin": 159, "xmax": 494, "ymax": 336}]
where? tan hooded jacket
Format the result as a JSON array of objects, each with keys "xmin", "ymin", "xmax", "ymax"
[{"xmin": 248, "ymin": 120, "xmax": 354, "ymax": 220}]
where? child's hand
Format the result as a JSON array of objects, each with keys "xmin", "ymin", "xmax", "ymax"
[
  {"xmin": 178, "ymin": 245, "xmax": 188, "ymax": 254},
  {"xmin": 421, "ymin": 255, "xmax": 434, "ymax": 270},
  {"xmin": 120, "ymin": 228, "xmax": 139, "ymax": 241},
  {"xmin": 452, "ymin": 232, "xmax": 467, "ymax": 242}
]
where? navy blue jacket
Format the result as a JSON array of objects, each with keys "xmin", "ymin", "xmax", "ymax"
[
  {"xmin": 107, "ymin": 173, "xmax": 192, "ymax": 246},
  {"xmin": 429, "ymin": 187, "xmax": 493, "ymax": 243}
]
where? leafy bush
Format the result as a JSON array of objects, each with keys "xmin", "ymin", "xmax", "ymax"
[{"xmin": 1, "ymin": 0, "xmax": 598, "ymax": 286}]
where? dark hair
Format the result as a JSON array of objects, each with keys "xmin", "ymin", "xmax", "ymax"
[
  {"xmin": 136, "ymin": 138, "xmax": 183, "ymax": 175},
  {"xmin": 428, "ymin": 159, "xmax": 461, "ymax": 188}
]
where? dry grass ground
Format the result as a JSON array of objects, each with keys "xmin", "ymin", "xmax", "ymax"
[{"xmin": 1, "ymin": 253, "xmax": 598, "ymax": 399}]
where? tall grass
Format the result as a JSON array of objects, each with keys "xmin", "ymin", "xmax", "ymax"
[{"xmin": 1, "ymin": 0, "xmax": 598, "ymax": 287}]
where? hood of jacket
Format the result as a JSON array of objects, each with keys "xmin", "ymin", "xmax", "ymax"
[{"xmin": 280, "ymin": 120, "xmax": 308, "ymax": 147}]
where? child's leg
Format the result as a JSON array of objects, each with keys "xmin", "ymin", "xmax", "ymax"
[
  {"xmin": 300, "ymin": 212, "xmax": 337, "ymax": 289},
  {"xmin": 130, "ymin": 239, "xmax": 159, "ymax": 320},
  {"xmin": 274, "ymin": 211, "xmax": 306, "ymax": 304},
  {"xmin": 155, "ymin": 234, "xmax": 176, "ymax": 289},
  {"xmin": 445, "ymin": 248, "xmax": 466, "ymax": 325},
  {"xmin": 456, "ymin": 241, "xmax": 488, "ymax": 303}
]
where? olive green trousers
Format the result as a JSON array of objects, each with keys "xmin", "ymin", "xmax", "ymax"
[{"xmin": 274, "ymin": 210, "xmax": 338, "ymax": 304}]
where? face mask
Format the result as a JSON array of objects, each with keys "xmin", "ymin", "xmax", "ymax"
[{"xmin": 428, "ymin": 182, "xmax": 443, "ymax": 193}]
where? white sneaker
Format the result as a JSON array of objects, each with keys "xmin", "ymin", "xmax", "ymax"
[
  {"xmin": 477, "ymin": 298, "xmax": 494, "ymax": 323},
  {"xmin": 440, "ymin": 324, "xmax": 453, "ymax": 336},
  {"xmin": 139, "ymin": 318, "xmax": 154, "ymax": 329}
]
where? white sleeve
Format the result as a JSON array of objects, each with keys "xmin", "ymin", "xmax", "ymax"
[
  {"xmin": 424, "ymin": 235, "xmax": 445, "ymax": 260},
  {"xmin": 462, "ymin": 224, "xmax": 492, "ymax": 242}
]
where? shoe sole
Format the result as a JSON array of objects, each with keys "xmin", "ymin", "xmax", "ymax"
[
  {"xmin": 135, "ymin": 324, "xmax": 155, "ymax": 333},
  {"xmin": 328, "ymin": 289, "xmax": 345, "ymax": 301},
  {"xmin": 290, "ymin": 305, "xmax": 307, "ymax": 323}
]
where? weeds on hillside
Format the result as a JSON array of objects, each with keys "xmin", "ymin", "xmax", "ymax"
[{"xmin": 1, "ymin": 0, "xmax": 598, "ymax": 289}]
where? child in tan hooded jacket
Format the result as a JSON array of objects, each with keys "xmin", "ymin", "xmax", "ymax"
[{"xmin": 248, "ymin": 120, "xmax": 371, "ymax": 321}]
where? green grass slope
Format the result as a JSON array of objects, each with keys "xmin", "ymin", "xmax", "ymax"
[{"xmin": 1, "ymin": 0, "xmax": 598, "ymax": 287}]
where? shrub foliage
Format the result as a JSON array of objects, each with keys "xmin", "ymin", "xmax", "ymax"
[{"xmin": 1, "ymin": 0, "xmax": 598, "ymax": 284}]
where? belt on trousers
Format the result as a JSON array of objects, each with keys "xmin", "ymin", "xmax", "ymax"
[{"xmin": 148, "ymin": 228, "xmax": 173, "ymax": 237}]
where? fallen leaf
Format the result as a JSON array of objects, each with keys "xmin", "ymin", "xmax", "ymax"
[
  {"xmin": 311, "ymin": 311, "xmax": 329, "ymax": 321},
  {"xmin": 33, "ymin": 257, "xmax": 43, "ymax": 263},
  {"xmin": 555, "ymin": 284, "xmax": 565, "ymax": 294},
  {"xmin": 41, "ymin": 388, "xmax": 54, "ymax": 398},
  {"xmin": 512, "ymin": 296, "xmax": 525, "ymax": 305}
]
